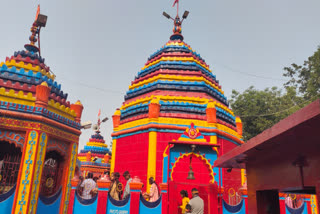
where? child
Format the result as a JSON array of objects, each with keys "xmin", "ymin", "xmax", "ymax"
[
  {"xmin": 185, "ymin": 204, "xmax": 192, "ymax": 213},
  {"xmin": 179, "ymin": 190, "xmax": 190, "ymax": 214}
]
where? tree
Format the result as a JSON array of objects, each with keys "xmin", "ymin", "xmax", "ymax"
[
  {"xmin": 284, "ymin": 46, "xmax": 320, "ymax": 102},
  {"xmin": 230, "ymin": 86, "xmax": 302, "ymax": 141},
  {"xmin": 230, "ymin": 46, "xmax": 320, "ymax": 141}
]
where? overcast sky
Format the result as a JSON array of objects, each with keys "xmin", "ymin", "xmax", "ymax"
[{"xmin": 1, "ymin": 0, "xmax": 319, "ymax": 150}]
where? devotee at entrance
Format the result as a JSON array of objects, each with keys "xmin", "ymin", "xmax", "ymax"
[
  {"xmin": 109, "ymin": 172, "xmax": 122, "ymax": 200},
  {"xmin": 179, "ymin": 190, "xmax": 190, "ymax": 213},
  {"xmin": 144, "ymin": 177, "xmax": 160, "ymax": 202},
  {"xmin": 80, "ymin": 172, "xmax": 98, "ymax": 199},
  {"xmin": 122, "ymin": 171, "xmax": 132, "ymax": 199},
  {"xmin": 188, "ymin": 188, "xmax": 204, "ymax": 214}
]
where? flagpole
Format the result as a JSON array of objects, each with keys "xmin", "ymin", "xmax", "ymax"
[{"xmin": 177, "ymin": 1, "xmax": 179, "ymax": 16}]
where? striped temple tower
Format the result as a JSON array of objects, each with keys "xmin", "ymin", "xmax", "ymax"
[
  {"xmin": 77, "ymin": 130, "xmax": 111, "ymax": 177},
  {"xmin": 111, "ymin": 11, "xmax": 245, "ymax": 196}
]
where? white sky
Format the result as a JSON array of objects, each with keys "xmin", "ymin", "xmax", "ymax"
[{"xmin": 0, "ymin": 0, "xmax": 319, "ymax": 150}]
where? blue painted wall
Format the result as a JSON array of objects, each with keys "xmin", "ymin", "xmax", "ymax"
[
  {"xmin": 106, "ymin": 196, "xmax": 131, "ymax": 214},
  {"xmin": 37, "ymin": 189, "xmax": 62, "ymax": 214},
  {"xmin": 285, "ymin": 202, "xmax": 308, "ymax": 214},
  {"xmin": 222, "ymin": 199, "xmax": 246, "ymax": 214},
  {"xmin": 139, "ymin": 199, "xmax": 162, "ymax": 214},
  {"xmin": 0, "ymin": 186, "xmax": 16, "ymax": 214},
  {"xmin": 73, "ymin": 194, "xmax": 98, "ymax": 214}
]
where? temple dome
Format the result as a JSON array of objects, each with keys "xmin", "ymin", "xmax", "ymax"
[{"xmin": 119, "ymin": 38, "xmax": 236, "ymax": 131}]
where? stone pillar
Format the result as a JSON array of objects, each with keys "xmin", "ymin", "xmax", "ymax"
[
  {"xmin": 206, "ymin": 100, "xmax": 217, "ymax": 123},
  {"xmin": 60, "ymin": 143, "xmax": 78, "ymax": 214},
  {"xmin": 35, "ymin": 82, "xmax": 51, "ymax": 108},
  {"xmin": 12, "ymin": 130, "xmax": 48, "ymax": 214},
  {"xmin": 96, "ymin": 178, "xmax": 111, "ymax": 214},
  {"xmin": 70, "ymin": 100, "xmax": 84, "ymax": 123},
  {"xmin": 129, "ymin": 176, "xmax": 143, "ymax": 214},
  {"xmin": 236, "ymin": 116, "xmax": 243, "ymax": 136},
  {"xmin": 148, "ymin": 97, "xmax": 161, "ymax": 119}
]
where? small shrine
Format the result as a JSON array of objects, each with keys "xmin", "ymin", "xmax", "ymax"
[{"xmin": 77, "ymin": 112, "xmax": 111, "ymax": 178}]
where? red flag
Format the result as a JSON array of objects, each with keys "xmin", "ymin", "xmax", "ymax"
[
  {"xmin": 35, "ymin": 5, "xmax": 40, "ymax": 21},
  {"xmin": 98, "ymin": 109, "xmax": 101, "ymax": 117},
  {"xmin": 172, "ymin": 0, "xmax": 179, "ymax": 7}
]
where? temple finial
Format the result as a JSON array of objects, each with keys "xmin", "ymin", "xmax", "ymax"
[
  {"xmin": 24, "ymin": 5, "xmax": 48, "ymax": 54},
  {"xmin": 163, "ymin": 0, "xmax": 189, "ymax": 41}
]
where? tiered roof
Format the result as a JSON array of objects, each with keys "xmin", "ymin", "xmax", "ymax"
[
  {"xmin": 0, "ymin": 16, "xmax": 81, "ymax": 129},
  {"xmin": 117, "ymin": 16, "xmax": 237, "ymax": 132}
]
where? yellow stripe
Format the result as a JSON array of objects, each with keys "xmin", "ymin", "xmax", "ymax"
[
  {"xmin": 241, "ymin": 169, "xmax": 246, "ymax": 186},
  {"xmin": 29, "ymin": 132, "xmax": 48, "ymax": 214},
  {"xmin": 62, "ymin": 143, "xmax": 78, "ymax": 214},
  {"xmin": 129, "ymin": 74, "xmax": 224, "ymax": 94},
  {"xmin": 14, "ymin": 131, "xmax": 39, "ymax": 214},
  {"xmin": 311, "ymin": 195, "xmax": 319, "ymax": 214},
  {"xmin": 3, "ymin": 60, "xmax": 55, "ymax": 80},
  {"xmin": 115, "ymin": 117, "xmax": 239, "ymax": 139},
  {"xmin": 48, "ymin": 99, "xmax": 76, "ymax": 120},
  {"xmin": 147, "ymin": 131, "xmax": 157, "ymax": 192},
  {"xmin": 121, "ymin": 95, "xmax": 234, "ymax": 116},
  {"xmin": 142, "ymin": 57, "xmax": 212, "ymax": 73},
  {"xmin": 110, "ymin": 139, "xmax": 117, "ymax": 173},
  {"xmin": 0, "ymin": 88, "xmax": 35, "ymax": 106}
]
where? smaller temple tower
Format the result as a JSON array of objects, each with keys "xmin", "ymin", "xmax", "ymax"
[{"xmin": 77, "ymin": 112, "xmax": 111, "ymax": 178}]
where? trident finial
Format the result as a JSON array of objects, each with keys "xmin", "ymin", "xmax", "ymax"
[
  {"xmin": 163, "ymin": 1, "xmax": 189, "ymax": 41},
  {"xmin": 24, "ymin": 5, "xmax": 48, "ymax": 55}
]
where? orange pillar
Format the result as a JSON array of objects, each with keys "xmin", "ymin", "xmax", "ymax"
[{"xmin": 206, "ymin": 100, "xmax": 217, "ymax": 123}]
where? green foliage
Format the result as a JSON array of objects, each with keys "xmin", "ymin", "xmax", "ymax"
[
  {"xmin": 284, "ymin": 46, "xmax": 320, "ymax": 101},
  {"xmin": 230, "ymin": 46, "xmax": 320, "ymax": 141},
  {"xmin": 230, "ymin": 86, "xmax": 302, "ymax": 141}
]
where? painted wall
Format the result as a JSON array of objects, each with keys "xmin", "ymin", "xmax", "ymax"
[
  {"xmin": 37, "ymin": 188, "xmax": 62, "ymax": 214},
  {"xmin": 0, "ymin": 186, "xmax": 16, "ymax": 214},
  {"xmin": 114, "ymin": 132, "xmax": 149, "ymax": 186}
]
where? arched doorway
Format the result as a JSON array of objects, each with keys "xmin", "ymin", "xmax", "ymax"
[
  {"xmin": 0, "ymin": 141, "xmax": 22, "ymax": 194},
  {"xmin": 40, "ymin": 151, "xmax": 65, "ymax": 196}
]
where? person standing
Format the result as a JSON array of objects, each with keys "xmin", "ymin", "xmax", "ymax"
[
  {"xmin": 179, "ymin": 190, "xmax": 190, "ymax": 214},
  {"xmin": 109, "ymin": 172, "xmax": 122, "ymax": 200},
  {"xmin": 80, "ymin": 172, "xmax": 97, "ymax": 200},
  {"xmin": 188, "ymin": 188, "xmax": 204, "ymax": 214},
  {"xmin": 145, "ymin": 177, "xmax": 160, "ymax": 202},
  {"xmin": 122, "ymin": 171, "xmax": 132, "ymax": 199}
]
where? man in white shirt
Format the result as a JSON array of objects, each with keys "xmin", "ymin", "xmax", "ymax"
[
  {"xmin": 80, "ymin": 172, "xmax": 97, "ymax": 199},
  {"xmin": 122, "ymin": 171, "xmax": 132, "ymax": 199},
  {"xmin": 188, "ymin": 188, "xmax": 204, "ymax": 214}
]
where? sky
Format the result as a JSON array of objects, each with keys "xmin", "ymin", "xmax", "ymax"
[{"xmin": 0, "ymin": 0, "xmax": 319, "ymax": 150}]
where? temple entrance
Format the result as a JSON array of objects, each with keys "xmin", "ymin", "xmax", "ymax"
[
  {"xmin": 0, "ymin": 141, "xmax": 22, "ymax": 194},
  {"xmin": 40, "ymin": 151, "xmax": 65, "ymax": 196}
]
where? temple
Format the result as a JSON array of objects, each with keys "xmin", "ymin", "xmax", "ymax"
[
  {"xmin": 77, "ymin": 115, "xmax": 111, "ymax": 178},
  {"xmin": 0, "ymin": 3, "xmax": 318, "ymax": 214},
  {"xmin": 0, "ymin": 7, "xmax": 83, "ymax": 214}
]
